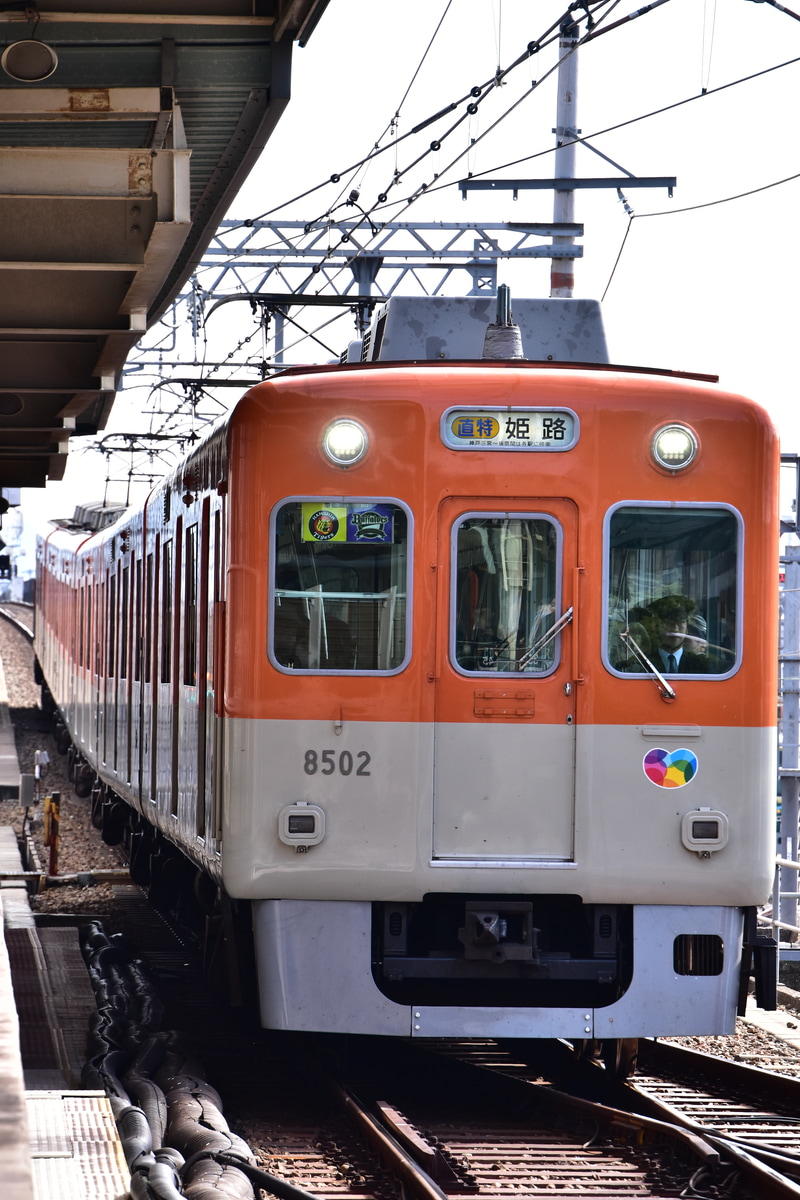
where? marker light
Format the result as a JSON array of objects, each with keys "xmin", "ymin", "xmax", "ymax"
[
  {"xmin": 651, "ymin": 424, "xmax": 698, "ymax": 471},
  {"xmin": 322, "ymin": 419, "xmax": 368, "ymax": 466}
]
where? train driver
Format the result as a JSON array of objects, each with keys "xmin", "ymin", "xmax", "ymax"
[{"xmin": 628, "ymin": 595, "xmax": 721, "ymax": 674}]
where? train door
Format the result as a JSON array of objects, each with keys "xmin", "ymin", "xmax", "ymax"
[
  {"xmin": 433, "ymin": 498, "xmax": 579, "ymax": 862},
  {"xmin": 193, "ymin": 497, "xmax": 224, "ymax": 846},
  {"xmin": 156, "ymin": 534, "xmax": 175, "ymax": 809},
  {"xmin": 93, "ymin": 574, "xmax": 103, "ymax": 763},
  {"xmin": 140, "ymin": 545, "xmax": 155, "ymax": 804},
  {"xmin": 119, "ymin": 559, "xmax": 131, "ymax": 785},
  {"xmin": 76, "ymin": 577, "xmax": 86, "ymax": 748},
  {"xmin": 130, "ymin": 556, "xmax": 142, "ymax": 798},
  {"xmin": 104, "ymin": 569, "xmax": 115, "ymax": 768}
]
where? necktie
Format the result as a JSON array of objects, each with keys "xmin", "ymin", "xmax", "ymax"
[{"xmin": 668, "ymin": 653, "xmax": 678, "ymax": 673}]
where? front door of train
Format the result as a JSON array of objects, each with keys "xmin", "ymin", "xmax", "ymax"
[{"xmin": 433, "ymin": 498, "xmax": 579, "ymax": 862}]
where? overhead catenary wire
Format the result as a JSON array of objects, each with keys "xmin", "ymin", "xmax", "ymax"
[
  {"xmin": 116, "ymin": 3, "xmax": 800, "ymax": 452},
  {"xmin": 178, "ymin": 4, "xmax": 613, "ymax": 377},
  {"xmin": 700, "ymin": 0, "xmax": 718, "ymax": 93},
  {"xmin": 602, "ymin": 167, "xmax": 800, "ymax": 300},
  {"xmin": 233, "ymin": 0, "xmax": 615, "ymax": 233},
  {"xmin": 288, "ymin": 1, "xmax": 626, "ymax": 299},
  {"xmin": 185, "ymin": 2, "xmax": 686, "ymax": 371},
  {"xmin": 168, "ymin": 1, "xmax": 645, "ymax": 373},
  {"xmin": 412, "ymin": 48, "xmax": 800, "ymax": 201},
  {"xmin": 146, "ymin": 41, "xmax": 800, "ymax": 404},
  {"xmin": 321, "ymin": 1, "xmax": 456, "ymax": 217},
  {"xmin": 367, "ymin": 0, "xmax": 455, "ymax": 188}
]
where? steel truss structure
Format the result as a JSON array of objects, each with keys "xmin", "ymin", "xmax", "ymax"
[
  {"xmin": 131, "ymin": 217, "xmax": 587, "ymax": 367},
  {"xmin": 118, "ymin": 216, "xmax": 589, "ymax": 464},
  {"xmin": 202, "ymin": 216, "xmax": 584, "ymax": 301}
]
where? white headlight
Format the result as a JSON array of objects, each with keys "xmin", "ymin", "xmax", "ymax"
[
  {"xmin": 652, "ymin": 424, "xmax": 698, "ymax": 471},
  {"xmin": 322, "ymin": 419, "xmax": 368, "ymax": 466}
]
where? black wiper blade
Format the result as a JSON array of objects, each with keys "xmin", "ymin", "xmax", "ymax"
[
  {"xmin": 619, "ymin": 629, "xmax": 676, "ymax": 702},
  {"xmin": 517, "ymin": 606, "xmax": 573, "ymax": 671}
]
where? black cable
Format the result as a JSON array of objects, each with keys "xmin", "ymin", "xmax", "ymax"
[
  {"xmin": 602, "ymin": 169, "xmax": 800, "ymax": 299},
  {"xmin": 356, "ymin": 0, "xmax": 455, "ymax": 193},
  {"xmin": 601, "ymin": 216, "xmax": 633, "ymax": 301},
  {"xmin": 453, "ymin": 50, "xmax": 800, "ymax": 189},
  {"xmin": 138, "ymin": 7, "xmax": 799, "ymax": 390},
  {"xmin": 303, "ymin": 1, "xmax": 623, "ymax": 298},
  {"xmin": 287, "ymin": 3, "xmax": 615, "ymax": 298},
  {"xmin": 196, "ymin": 3, "xmax": 615, "ymax": 369},
  {"xmin": 190, "ymin": 7, "xmax": 598, "ymax": 370},
  {"xmin": 194, "ymin": 0, "xmax": 616, "ymax": 371},
  {"xmin": 234, "ymin": 1, "xmax": 611, "ymax": 232},
  {"xmin": 182, "ymin": 1150, "xmax": 324, "ymax": 1200}
]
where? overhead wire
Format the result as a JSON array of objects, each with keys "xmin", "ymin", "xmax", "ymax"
[
  {"xmin": 183, "ymin": 0, "xmax": 684, "ymax": 375},
  {"xmin": 232, "ymin": 1, "xmax": 613, "ymax": 232},
  {"xmin": 300, "ymin": 1, "xmax": 624, "ymax": 297},
  {"xmin": 198, "ymin": 0, "xmax": 685, "ymax": 369},
  {"xmin": 602, "ymin": 168, "xmax": 800, "ymax": 300},
  {"xmin": 208, "ymin": 2, "xmax": 616, "ymax": 366},
  {"xmin": 701, "ymin": 0, "xmax": 718, "ymax": 93},
  {"xmin": 130, "ymin": 2, "xmax": 800, "ymax": 404},
  {"xmin": 412, "ymin": 48, "xmax": 800, "ymax": 199},
  {"xmin": 324, "ymin": 0, "xmax": 455, "ymax": 215},
  {"xmin": 241, "ymin": 14, "xmax": 800, "ymax": 362}
]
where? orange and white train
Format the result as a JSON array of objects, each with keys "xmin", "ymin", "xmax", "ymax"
[{"xmin": 34, "ymin": 296, "xmax": 779, "ymax": 1071}]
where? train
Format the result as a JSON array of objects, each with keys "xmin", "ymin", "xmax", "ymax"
[{"xmin": 34, "ymin": 294, "xmax": 779, "ymax": 1075}]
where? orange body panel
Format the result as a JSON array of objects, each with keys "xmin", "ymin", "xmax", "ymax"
[{"xmin": 224, "ymin": 364, "xmax": 778, "ymax": 731}]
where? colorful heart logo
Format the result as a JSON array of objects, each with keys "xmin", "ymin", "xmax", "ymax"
[{"xmin": 643, "ymin": 747, "xmax": 698, "ymax": 788}]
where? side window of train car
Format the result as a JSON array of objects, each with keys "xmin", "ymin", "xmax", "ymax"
[
  {"xmin": 605, "ymin": 504, "xmax": 741, "ymax": 677},
  {"xmin": 451, "ymin": 514, "xmax": 562, "ymax": 675},
  {"xmin": 270, "ymin": 499, "xmax": 411, "ymax": 673}
]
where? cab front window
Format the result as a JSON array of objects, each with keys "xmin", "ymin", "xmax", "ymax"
[
  {"xmin": 452, "ymin": 514, "xmax": 561, "ymax": 675},
  {"xmin": 606, "ymin": 504, "xmax": 740, "ymax": 677},
  {"xmin": 270, "ymin": 499, "xmax": 410, "ymax": 674}
]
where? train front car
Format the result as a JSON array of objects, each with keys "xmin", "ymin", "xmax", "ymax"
[{"xmin": 220, "ymin": 353, "xmax": 779, "ymax": 1055}]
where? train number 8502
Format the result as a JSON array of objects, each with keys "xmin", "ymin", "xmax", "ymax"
[{"xmin": 303, "ymin": 749, "xmax": 372, "ymax": 776}]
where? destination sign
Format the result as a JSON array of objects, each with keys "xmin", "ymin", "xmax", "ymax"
[{"xmin": 441, "ymin": 407, "xmax": 578, "ymax": 451}]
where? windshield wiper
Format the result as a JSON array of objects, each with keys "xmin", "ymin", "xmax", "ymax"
[
  {"xmin": 517, "ymin": 606, "xmax": 574, "ymax": 671},
  {"xmin": 618, "ymin": 629, "xmax": 676, "ymax": 702}
]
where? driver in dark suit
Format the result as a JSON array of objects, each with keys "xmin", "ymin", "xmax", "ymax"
[{"xmin": 622, "ymin": 595, "xmax": 722, "ymax": 674}]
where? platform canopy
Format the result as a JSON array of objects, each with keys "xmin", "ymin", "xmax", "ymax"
[{"xmin": 0, "ymin": 0, "xmax": 330, "ymax": 487}]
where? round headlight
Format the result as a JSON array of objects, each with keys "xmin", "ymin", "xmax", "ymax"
[
  {"xmin": 651, "ymin": 424, "xmax": 698, "ymax": 471},
  {"xmin": 322, "ymin": 419, "xmax": 368, "ymax": 466}
]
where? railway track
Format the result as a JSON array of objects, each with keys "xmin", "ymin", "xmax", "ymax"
[
  {"xmin": 316, "ymin": 1035, "xmax": 800, "ymax": 1199},
  {"xmin": 621, "ymin": 1038, "xmax": 800, "ymax": 1186},
  {"xmin": 0, "ymin": 600, "xmax": 34, "ymax": 641},
  {"xmin": 81, "ymin": 886, "xmax": 764, "ymax": 1199}
]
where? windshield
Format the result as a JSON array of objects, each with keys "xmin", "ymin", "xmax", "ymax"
[
  {"xmin": 606, "ymin": 505, "xmax": 739, "ymax": 677},
  {"xmin": 452, "ymin": 514, "xmax": 561, "ymax": 675},
  {"xmin": 271, "ymin": 500, "xmax": 410, "ymax": 673}
]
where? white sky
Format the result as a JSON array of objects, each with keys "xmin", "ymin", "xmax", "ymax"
[{"xmin": 13, "ymin": 0, "xmax": 800, "ymax": 571}]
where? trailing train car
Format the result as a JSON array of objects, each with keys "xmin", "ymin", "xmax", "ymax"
[{"xmin": 34, "ymin": 296, "xmax": 779, "ymax": 1073}]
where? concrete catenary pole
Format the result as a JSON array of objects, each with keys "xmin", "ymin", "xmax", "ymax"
[{"xmin": 550, "ymin": 17, "xmax": 579, "ymax": 298}]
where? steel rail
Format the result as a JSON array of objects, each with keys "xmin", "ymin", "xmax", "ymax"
[{"xmin": 0, "ymin": 603, "xmax": 34, "ymax": 642}]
